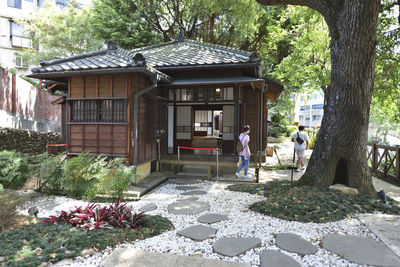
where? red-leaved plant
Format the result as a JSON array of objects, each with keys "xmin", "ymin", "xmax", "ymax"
[{"xmin": 41, "ymin": 200, "xmax": 146, "ymax": 230}]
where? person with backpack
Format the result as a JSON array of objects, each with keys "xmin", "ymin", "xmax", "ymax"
[
  {"xmin": 235, "ymin": 125, "xmax": 251, "ymax": 178},
  {"xmin": 291, "ymin": 125, "xmax": 309, "ymax": 172}
]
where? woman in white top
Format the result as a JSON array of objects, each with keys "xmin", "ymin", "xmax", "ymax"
[{"xmin": 235, "ymin": 125, "xmax": 251, "ymax": 178}]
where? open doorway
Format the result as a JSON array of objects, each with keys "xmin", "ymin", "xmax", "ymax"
[{"xmin": 192, "ymin": 109, "xmax": 223, "ymax": 151}]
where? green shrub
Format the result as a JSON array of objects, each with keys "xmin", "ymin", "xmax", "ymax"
[
  {"xmin": 0, "ymin": 184, "xmax": 3, "ymax": 190},
  {"xmin": 38, "ymin": 153, "xmax": 65, "ymax": 195},
  {"xmin": 0, "ymin": 151, "xmax": 30, "ymax": 189},
  {"xmin": 309, "ymin": 129, "xmax": 319, "ymax": 149},
  {"xmin": 98, "ymin": 158, "xmax": 135, "ymax": 199},
  {"xmin": 0, "ymin": 190, "xmax": 27, "ymax": 231},
  {"xmin": 285, "ymin": 125, "xmax": 298, "ymax": 137},
  {"xmin": 64, "ymin": 153, "xmax": 107, "ymax": 199}
]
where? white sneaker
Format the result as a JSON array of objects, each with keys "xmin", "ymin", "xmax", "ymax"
[
  {"xmin": 235, "ymin": 172, "xmax": 239, "ymax": 178},
  {"xmin": 294, "ymin": 168, "xmax": 301, "ymax": 172},
  {"xmin": 244, "ymin": 174, "xmax": 252, "ymax": 179}
]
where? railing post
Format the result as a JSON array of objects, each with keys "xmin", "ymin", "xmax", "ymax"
[
  {"xmin": 372, "ymin": 142, "xmax": 378, "ymax": 172},
  {"xmin": 216, "ymin": 148, "xmax": 219, "ymax": 179},
  {"xmin": 396, "ymin": 145, "xmax": 400, "ymax": 180},
  {"xmin": 177, "ymin": 146, "xmax": 180, "ymax": 174}
]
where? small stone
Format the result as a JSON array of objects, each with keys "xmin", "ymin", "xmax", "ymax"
[
  {"xmin": 198, "ymin": 213, "xmax": 228, "ymax": 224},
  {"xmin": 81, "ymin": 248, "xmax": 96, "ymax": 257},
  {"xmin": 40, "ymin": 262, "xmax": 48, "ymax": 267},
  {"xmin": 52, "ymin": 259, "xmax": 73, "ymax": 266},
  {"xmin": 34, "ymin": 247, "xmax": 43, "ymax": 255},
  {"xmin": 329, "ymin": 184, "xmax": 358, "ymax": 195},
  {"xmin": 177, "ymin": 225, "xmax": 217, "ymax": 241}
]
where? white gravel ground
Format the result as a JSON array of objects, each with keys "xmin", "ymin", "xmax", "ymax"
[{"xmin": 19, "ymin": 181, "xmax": 379, "ymax": 267}]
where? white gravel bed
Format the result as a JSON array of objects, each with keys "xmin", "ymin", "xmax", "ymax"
[{"xmin": 19, "ymin": 182, "xmax": 379, "ymax": 267}]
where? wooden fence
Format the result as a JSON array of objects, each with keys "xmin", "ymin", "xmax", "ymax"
[{"xmin": 367, "ymin": 142, "xmax": 400, "ymax": 180}]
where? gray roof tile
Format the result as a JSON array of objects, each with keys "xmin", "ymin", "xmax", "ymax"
[{"xmin": 29, "ymin": 39, "xmax": 259, "ymax": 82}]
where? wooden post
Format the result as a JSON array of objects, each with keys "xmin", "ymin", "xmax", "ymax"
[
  {"xmin": 372, "ymin": 142, "xmax": 378, "ymax": 172},
  {"xmin": 396, "ymin": 145, "xmax": 400, "ymax": 180}
]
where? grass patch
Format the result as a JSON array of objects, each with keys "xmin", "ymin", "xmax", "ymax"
[
  {"xmin": 227, "ymin": 181, "xmax": 400, "ymax": 223},
  {"xmin": 0, "ymin": 215, "xmax": 173, "ymax": 266}
]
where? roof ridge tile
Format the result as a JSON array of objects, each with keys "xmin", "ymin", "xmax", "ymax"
[{"xmin": 39, "ymin": 50, "xmax": 108, "ymax": 67}]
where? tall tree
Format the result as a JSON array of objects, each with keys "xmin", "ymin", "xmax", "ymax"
[
  {"xmin": 90, "ymin": 0, "xmax": 260, "ymax": 50},
  {"xmin": 257, "ymin": 0, "xmax": 381, "ymax": 193}
]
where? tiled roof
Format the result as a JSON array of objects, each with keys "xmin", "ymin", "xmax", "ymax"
[
  {"xmin": 127, "ymin": 40, "xmax": 260, "ymax": 68},
  {"xmin": 29, "ymin": 45, "xmax": 172, "ymax": 82}
]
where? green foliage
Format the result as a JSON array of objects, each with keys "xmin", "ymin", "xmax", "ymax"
[
  {"xmin": 0, "ymin": 190, "xmax": 27, "ymax": 232},
  {"xmin": 0, "ymin": 151, "xmax": 29, "ymax": 190},
  {"xmin": 91, "ymin": 0, "xmax": 261, "ymax": 49},
  {"xmin": 0, "ymin": 215, "xmax": 173, "ymax": 266},
  {"xmin": 64, "ymin": 153, "xmax": 107, "ymax": 199},
  {"xmin": 0, "ymin": 184, "xmax": 3, "ymax": 190},
  {"xmin": 97, "ymin": 158, "xmax": 136, "ymax": 199},
  {"xmin": 228, "ymin": 181, "xmax": 400, "ymax": 223},
  {"xmin": 38, "ymin": 154, "xmax": 65, "ymax": 195},
  {"xmin": 308, "ymin": 128, "xmax": 319, "ymax": 149},
  {"xmin": 17, "ymin": 0, "xmax": 103, "ymax": 65}
]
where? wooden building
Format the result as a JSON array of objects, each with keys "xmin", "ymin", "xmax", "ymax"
[{"xmin": 29, "ymin": 38, "xmax": 283, "ymax": 179}]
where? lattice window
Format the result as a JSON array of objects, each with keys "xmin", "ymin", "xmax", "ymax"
[{"xmin": 70, "ymin": 99, "xmax": 127, "ymax": 123}]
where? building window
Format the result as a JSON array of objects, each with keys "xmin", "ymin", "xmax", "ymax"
[
  {"xmin": 299, "ymin": 115, "xmax": 304, "ymax": 120},
  {"xmin": 37, "ymin": 0, "xmax": 44, "ymax": 7},
  {"xmin": 70, "ymin": 99, "xmax": 127, "ymax": 123},
  {"xmin": 8, "ymin": 0, "xmax": 22, "ymax": 8},
  {"xmin": 15, "ymin": 54, "xmax": 28, "ymax": 68},
  {"xmin": 56, "ymin": 0, "xmax": 68, "ymax": 10},
  {"xmin": 312, "ymin": 104, "xmax": 324, "ymax": 110},
  {"xmin": 25, "ymin": 0, "xmax": 33, "ymax": 2},
  {"xmin": 312, "ymin": 115, "xmax": 322, "ymax": 121},
  {"xmin": 300, "ymin": 105, "xmax": 310, "ymax": 111},
  {"xmin": 10, "ymin": 21, "xmax": 24, "ymax": 37},
  {"xmin": 305, "ymin": 116, "xmax": 310, "ymax": 121}
]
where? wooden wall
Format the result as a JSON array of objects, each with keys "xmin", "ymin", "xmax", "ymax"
[
  {"xmin": 68, "ymin": 74, "xmax": 130, "ymax": 157},
  {"xmin": 242, "ymin": 86, "xmax": 260, "ymax": 154}
]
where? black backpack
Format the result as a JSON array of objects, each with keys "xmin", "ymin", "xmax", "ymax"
[{"xmin": 296, "ymin": 132, "xmax": 304, "ymax": 145}]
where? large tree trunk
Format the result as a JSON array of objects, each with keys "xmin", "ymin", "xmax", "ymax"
[{"xmin": 257, "ymin": 0, "xmax": 381, "ymax": 194}]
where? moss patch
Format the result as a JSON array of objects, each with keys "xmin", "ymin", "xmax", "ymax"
[
  {"xmin": 0, "ymin": 215, "xmax": 173, "ymax": 267},
  {"xmin": 227, "ymin": 181, "xmax": 400, "ymax": 223}
]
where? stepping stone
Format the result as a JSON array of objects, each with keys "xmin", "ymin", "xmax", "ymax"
[
  {"xmin": 276, "ymin": 233, "xmax": 317, "ymax": 255},
  {"xmin": 323, "ymin": 234, "xmax": 400, "ymax": 266},
  {"xmin": 177, "ymin": 225, "xmax": 217, "ymax": 241},
  {"xmin": 138, "ymin": 203, "xmax": 157, "ymax": 213},
  {"xmin": 260, "ymin": 250, "xmax": 301, "ymax": 267},
  {"xmin": 181, "ymin": 190, "xmax": 207, "ymax": 195},
  {"xmin": 198, "ymin": 213, "xmax": 228, "ymax": 224},
  {"xmin": 101, "ymin": 248, "xmax": 251, "ymax": 267},
  {"xmin": 177, "ymin": 196, "xmax": 199, "ymax": 202},
  {"xmin": 168, "ymin": 200, "xmax": 210, "ymax": 215},
  {"xmin": 213, "ymin": 237, "xmax": 261, "ymax": 257},
  {"xmin": 175, "ymin": 185, "xmax": 199, "ymax": 191}
]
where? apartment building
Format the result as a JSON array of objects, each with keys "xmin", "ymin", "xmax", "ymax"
[
  {"xmin": 298, "ymin": 90, "xmax": 324, "ymax": 128},
  {"xmin": 0, "ymin": 0, "xmax": 90, "ymax": 75}
]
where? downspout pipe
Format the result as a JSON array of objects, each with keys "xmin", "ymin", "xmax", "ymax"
[
  {"xmin": 133, "ymin": 81, "xmax": 158, "ymax": 165},
  {"xmin": 259, "ymin": 84, "xmax": 268, "ymax": 156}
]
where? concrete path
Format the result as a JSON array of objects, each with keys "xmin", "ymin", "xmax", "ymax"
[{"xmin": 100, "ymin": 248, "xmax": 251, "ymax": 267}]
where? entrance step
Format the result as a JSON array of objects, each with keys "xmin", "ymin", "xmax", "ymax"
[
  {"xmin": 175, "ymin": 172, "xmax": 210, "ymax": 179},
  {"xmin": 182, "ymin": 164, "xmax": 211, "ymax": 174}
]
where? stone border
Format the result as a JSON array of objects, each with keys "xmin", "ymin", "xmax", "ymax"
[{"xmin": 357, "ymin": 214, "xmax": 400, "ymax": 259}]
